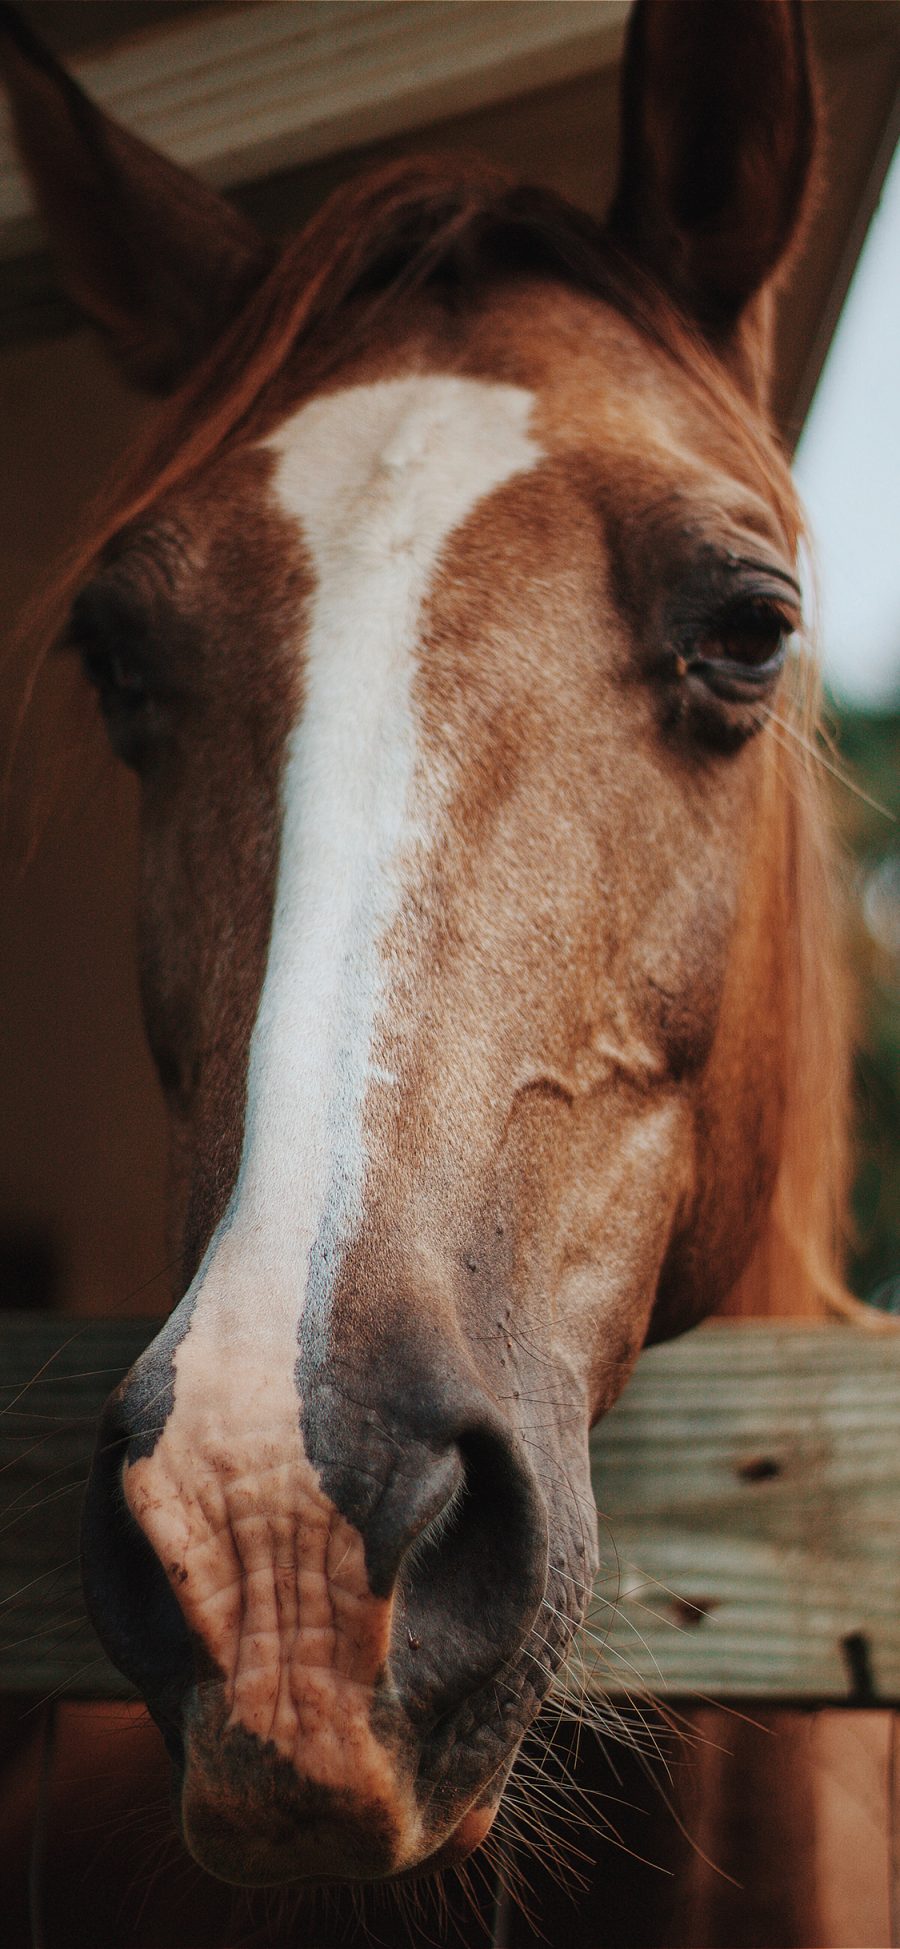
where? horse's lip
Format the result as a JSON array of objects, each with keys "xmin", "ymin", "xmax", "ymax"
[
  {"xmin": 187, "ymin": 1798, "xmax": 502, "ymax": 1888},
  {"xmin": 179, "ymin": 1817, "xmax": 396, "ymax": 1889},
  {"xmin": 392, "ymin": 1802, "xmax": 499, "ymax": 1881},
  {"xmin": 160, "ymin": 1722, "xmax": 505, "ymax": 1886}
]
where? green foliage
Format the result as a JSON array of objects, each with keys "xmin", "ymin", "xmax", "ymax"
[{"xmin": 831, "ymin": 705, "xmax": 900, "ymax": 1306}]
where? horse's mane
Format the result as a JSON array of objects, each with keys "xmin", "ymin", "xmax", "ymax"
[
  {"xmin": 23, "ymin": 155, "xmax": 852, "ymax": 1321},
  {"xmin": 722, "ymin": 726, "xmax": 851, "ymax": 1319}
]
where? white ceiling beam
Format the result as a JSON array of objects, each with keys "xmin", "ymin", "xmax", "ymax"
[{"xmin": 0, "ymin": 0, "xmax": 630, "ymax": 261}]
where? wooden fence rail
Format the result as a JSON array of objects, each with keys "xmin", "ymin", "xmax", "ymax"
[{"xmin": 1, "ymin": 1315, "xmax": 897, "ymax": 1704}]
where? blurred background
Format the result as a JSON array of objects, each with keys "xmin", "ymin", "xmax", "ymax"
[{"xmin": 794, "ymin": 131, "xmax": 900, "ymax": 1308}]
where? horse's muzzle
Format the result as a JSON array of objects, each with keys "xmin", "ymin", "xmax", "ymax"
[{"xmin": 80, "ymin": 1344, "xmax": 549, "ymax": 1881}]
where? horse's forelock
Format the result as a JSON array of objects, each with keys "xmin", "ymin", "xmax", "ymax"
[{"xmin": 31, "ymin": 156, "xmax": 801, "ymax": 646}]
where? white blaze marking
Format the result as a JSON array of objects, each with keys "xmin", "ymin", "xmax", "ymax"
[
  {"xmin": 122, "ymin": 379, "xmax": 539, "ymax": 1790},
  {"xmin": 199, "ymin": 376, "xmax": 540, "ymax": 1333}
]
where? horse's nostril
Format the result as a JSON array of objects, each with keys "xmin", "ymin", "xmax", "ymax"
[
  {"xmin": 394, "ymin": 1425, "xmax": 547, "ymax": 1724},
  {"xmin": 301, "ymin": 1357, "xmax": 549, "ymax": 1727},
  {"xmin": 357, "ymin": 1442, "xmax": 466, "ymax": 1598}
]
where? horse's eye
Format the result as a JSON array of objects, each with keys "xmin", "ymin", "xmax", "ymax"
[
  {"xmin": 81, "ymin": 642, "xmax": 150, "ymax": 711},
  {"xmin": 67, "ymin": 587, "xmax": 161, "ymax": 767},
  {"xmin": 686, "ymin": 597, "xmax": 795, "ymax": 702},
  {"xmin": 709, "ymin": 599, "xmax": 792, "ymax": 670}
]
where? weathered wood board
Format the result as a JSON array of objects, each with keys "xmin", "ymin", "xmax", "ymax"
[
  {"xmin": 0, "ymin": 1316, "xmax": 897, "ymax": 1703},
  {"xmin": 0, "ymin": 1, "xmax": 629, "ymax": 256},
  {"xmin": 584, "ymin": 1321, "xmax": 900, "ymax": 1704}
]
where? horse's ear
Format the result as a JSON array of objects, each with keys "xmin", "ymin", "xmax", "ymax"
[
  {"xmin": 609, "ymin": 0, "xmax": 815, "ymax": 358},
  {"xmin": 0, "ymin": 5, "xmax": 274, "ymax": 394}
]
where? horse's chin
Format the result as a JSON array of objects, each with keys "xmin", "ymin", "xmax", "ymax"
[
  {"xmin": 174, "ymin": 1780, "xmax": 500, "ymax": 1889},
  {"xmin": 165, "ymin": 1722, "xmax": 506, "ymax": 1889}
]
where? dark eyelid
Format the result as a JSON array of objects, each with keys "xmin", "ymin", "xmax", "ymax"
[
  {"xmin": 66, "ymin": 578, "xmax": 172, "ymax": 769},
  {"xmin": 65, "ymin": 579, "xmax": 179, "ymax": 698},
  {"xmin": 712, "ymin": 562, "xmax": 803, "ymax": 640},
  {"xmin": 667, "ymin": 549, "xmax": 802, "ymax": 642},
  {"xmin": 718, "ymin": 587, "xmax": 800, "ymax": 636},
  {"xmin": 728, "ymin": 556, "xmax": 802, "ymax": 603},
  {"xmin": 67, "ymin": 582, "xmax": 146, "ymax": 654}
]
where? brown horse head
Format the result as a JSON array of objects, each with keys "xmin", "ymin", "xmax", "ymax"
[{"xmin": 3, "ymin": 0, "xmax": 845, "ymax": 1888}]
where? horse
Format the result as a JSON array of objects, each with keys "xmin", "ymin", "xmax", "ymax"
[{"xmin": 1, "ymin": 0, "xmax": 851, "ymax": 1922}]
